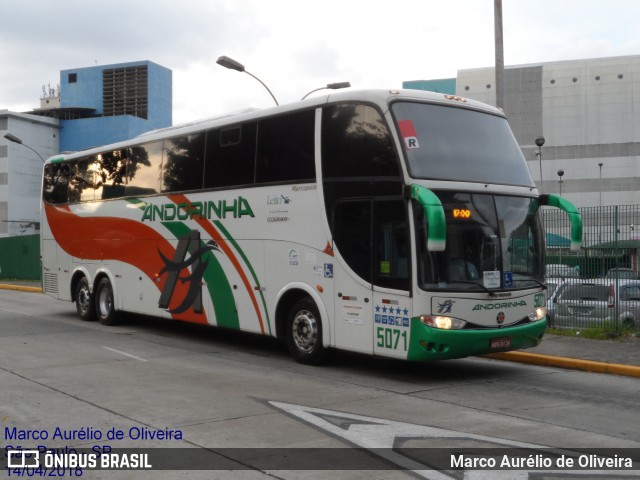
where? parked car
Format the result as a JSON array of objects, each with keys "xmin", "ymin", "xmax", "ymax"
[
  {"xmin": 545, "ymin": 279, "xmax": 575, "ymax": 327},
  {"xmin": 606, "ymin": 268, "xmax": 638, "ymax": 280},
  {"xmin": 546, "ymin": 264, "xmax": 579, "ymax": 279},
  {"xmin": 554, "ymin": 279, "xmax": 640, "ymax": 328}
]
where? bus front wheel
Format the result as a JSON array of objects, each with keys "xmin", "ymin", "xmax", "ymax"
[
  {"xmin": 286, "ymin": 298, "xmax": 327, "ymax": 365},
  {"xmin": 75, "ymin": 277, "xmax": 96, "ymax": 321},
  {"xmin": 95, "ymin": 277, "xmax": 119, "ymax": 326}
]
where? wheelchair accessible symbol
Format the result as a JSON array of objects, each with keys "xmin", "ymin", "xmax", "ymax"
[
  {"xmin": 324, "ymin": 264, "xmax": 333, "ymax": 278},
  {"xmin": 504, "ymin": 272, "xmax": 513, "ymax": 288}
]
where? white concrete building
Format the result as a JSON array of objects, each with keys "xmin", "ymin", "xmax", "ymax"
[
  {"xmin": 0, "ymin": 111, "xmax": 59, "ymax": 237},
  {"xmin": 456, "ymin": 55, "xmax": 640, "ymax": 208}
]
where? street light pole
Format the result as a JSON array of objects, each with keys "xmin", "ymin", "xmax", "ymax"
[
  {"xmin": 4, "ymin": 133, "xmax": 46, "ymax": 163},
  {"xmin": 557, "ymin": 169, "xmax": 564, "ymax": 196},
  {"xmin": 216, "ymin": 56, "xmax": 279, "ymax": 106},
  {"xmin": 494, "ymin": 0, "xmax": 505, "ymax": 111},
  {"xmin": 598, "ymin": 162, "xmax": 604, "ymax": 208},
  {"xmin": 535, "ymin": 137, "xmax": 545, "ymax": 193}
]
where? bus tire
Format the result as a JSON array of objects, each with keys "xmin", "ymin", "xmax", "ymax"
[
  {"xmin": 286, "ymin": 298, "xmax": 327, "ymax": 365},
  {"xmin": 75, "ymin": 277, "xmax": 96, "ymax": 322},
  {"xmin": 95, "ymin": 277, "xmax": 119, "ymax": 326}
]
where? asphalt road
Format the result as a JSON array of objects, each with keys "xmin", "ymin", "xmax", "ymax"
[{"xmin": 1, "ymin": 290, "xmax": 639, "ymax": 479}]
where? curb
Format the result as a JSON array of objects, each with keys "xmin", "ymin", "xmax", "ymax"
[
  {"xmin": 483, "ymin": 351, "xmax": 640, "ymax": 378},
  {"xmin": 0, "ymin": 284, "xmax": 42, "ymax": 293}
]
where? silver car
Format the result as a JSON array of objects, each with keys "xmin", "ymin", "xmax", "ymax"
[
  {"xmin": 554, "ymin": 279, "xmax": 640, "ymax": 329},
  {"xmin": 546, "ymin": 279, "xmax": 576, "ymax": 327},
  {"xmin": 546, "ymin": 264, "xmax": 579, "ymax": 279}
]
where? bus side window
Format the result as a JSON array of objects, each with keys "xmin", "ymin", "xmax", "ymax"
[
  {"xmin": 96, "ymin": 149, "xmax": 128, "ymax": 199},
  {"xmin": 256, "ymin": 110, "xmax": 315, "ymax": 184},
  {"xmin": 68, "ymin": 158, "xmax": 97, "ymax": 203},
  {"xmin": 163, "ymin": 132, "xmax": 206, "ymax": 192},
  {"xmin": 322, "ymin": 104, "xmax": 399, "ymax": 179},
  {"xmin": 43, "ymin": 163, "xmax": 70, "ymax": 205},
  {"xmin": 321, "ymin": 103, "xmax": 402, "ymax": 225},
  {"xmin": 126, "ymin": 141, "xmax": 163, "ymax": 197},
  {"xmin": 205, "ymin": 123, "xmax": 256, "ymax": 189}
]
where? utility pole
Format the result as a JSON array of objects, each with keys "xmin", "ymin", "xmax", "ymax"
[{"xmin": 494, "ymin": 0, "xmax": 505, "ymax": 111}]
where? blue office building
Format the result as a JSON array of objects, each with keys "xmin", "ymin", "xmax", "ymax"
[
  {"xmin": 58, "ymin": 60, "xmax": 172, "ymax": 151},
  {"xmin": 0, "ymin": 60, "xmax": 171, "ymax": 240}
]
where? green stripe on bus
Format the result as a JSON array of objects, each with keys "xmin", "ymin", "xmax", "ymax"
[
  {"xmin": 163, "ymin": 221, "xmax": 240, "ymax": 330},
  {"xmin": 127, "ymin": 198, "xmax": 146, "ymax": 207},
  {"xmin": 214, "ymin": 220, "xmax": 272, "ymax": 335}
]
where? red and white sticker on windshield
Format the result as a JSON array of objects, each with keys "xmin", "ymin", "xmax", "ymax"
[{"xmin": 398, "ymin": 120, "xmax": 420, "ymax": 149}]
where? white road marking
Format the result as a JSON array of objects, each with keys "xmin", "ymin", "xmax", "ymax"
[
  {"xmin": 102, "ymin": 346, "xmax": 148, "ymax": 362},
  {"xmin": 269, "ymin": 401, "xmax": 633, "ymax": 479}
]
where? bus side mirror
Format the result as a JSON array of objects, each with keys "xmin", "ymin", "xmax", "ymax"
[
  {"xmin": 539, "ymin": 194, "xmax": 582, "ymax": 252},
  {"xmin": 410, "ymin": 184, "xmax": 446, "ymax": 252}
]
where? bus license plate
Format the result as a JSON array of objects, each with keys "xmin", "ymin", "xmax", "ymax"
[{"xmin": 490, "ymin": 336, "xmax": 511, "ymax": 350}]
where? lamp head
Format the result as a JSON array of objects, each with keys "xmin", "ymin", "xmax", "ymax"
[
  {"xmin": 216, "ymin": 56, "xmax": 245, "ymax": 72},
  {"xmin": 327, "ymin": 82, "xmax": 351, "ymax": 90},
  {"xmin": 4, "ymin": 133, "xmax": 23, "ymax": 144}
]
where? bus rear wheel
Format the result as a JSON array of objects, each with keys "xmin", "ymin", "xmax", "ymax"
[
  {"xmin": 95, "ymin": 277, "xmax": 119, "ymax": 326},
  {"xmin": 286, "ymin": 298, "xmax": 327, "ymax": 365},
  {"xmin": 75, "ymin": 277, "xmax": 96, "ymax": 321}
]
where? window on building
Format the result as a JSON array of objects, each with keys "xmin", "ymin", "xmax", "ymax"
[
  {"xmin": 68, "ymin": 73, "xmax": 77, "ymax": 83},
  {"xmin": 103, "ymin": 65, "xmax": 148, "ymax": 119}
]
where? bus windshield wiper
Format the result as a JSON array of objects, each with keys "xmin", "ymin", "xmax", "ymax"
[
  {"xmin": 512, "ymin": 273, "xmax": 547, "ymax": 290},
  {"xmin": 444, "ymin": 280, "xmax": 498, "ymax": 296}
]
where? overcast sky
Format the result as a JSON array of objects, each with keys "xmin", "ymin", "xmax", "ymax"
[{"xmin": 2, "ymin": 0, "xmax": 639, "ymax": 124}]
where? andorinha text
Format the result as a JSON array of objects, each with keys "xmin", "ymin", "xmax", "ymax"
[
  {"xmin": 141, "ymin": 196, "xmax": 255, "ymax": 222},
  {"xmin": 5, "ymin": 426, "xmax": 183, "ymax": 441}
]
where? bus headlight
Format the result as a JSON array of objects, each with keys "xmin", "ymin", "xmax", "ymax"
[
  {"xmin": 418, "ymin": 315, "xmax": 467, "ymax": 330},
  {"xmin": 528, "ymin": 307, "xmax": 547, "ymax": 322}
]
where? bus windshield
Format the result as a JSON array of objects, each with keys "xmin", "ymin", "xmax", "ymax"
[
  {"xmin": 392, "ymin": 102, "xmax": 535, "ymax": 187},
  {"xmin": 414, "ymin": 192, "xmax": 545, "ymax": 292}
]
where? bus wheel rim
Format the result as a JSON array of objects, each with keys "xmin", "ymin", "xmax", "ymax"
[
  {"xmin": 78, "ymin": 286, "xmax": 91, "ymax": 312},
  {"xmin": 292, "ymin": 309, "xmax": 317, "ymax": 353},
  {"xmin": 98, "ymin": 288, "xmax": 112, "ymax": 316}
]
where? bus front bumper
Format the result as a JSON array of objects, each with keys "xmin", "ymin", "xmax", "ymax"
[{"xmin": 407, "ymin": 317, "xmax": 547, "ymax": 362}]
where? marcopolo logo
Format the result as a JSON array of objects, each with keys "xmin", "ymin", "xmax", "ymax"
[
  {"xmin": 436, "ymin": 299, "xmax": 455, "ymax": 314},
  {"xmin": 142, "ymin": 196, "xmax": 254, "ymax": 222}
]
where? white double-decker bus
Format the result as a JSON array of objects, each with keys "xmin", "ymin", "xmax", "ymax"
[{"xmin": 41, "ymin": 89, "xmax": 582, "ymax": 364}]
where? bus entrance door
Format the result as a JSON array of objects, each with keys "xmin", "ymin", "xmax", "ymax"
[{"xmin": 333, "ymin": 269, "xmax": 373, "ymax": 354}]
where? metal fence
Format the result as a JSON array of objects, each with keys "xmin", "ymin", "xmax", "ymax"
[
  {"xmin": 543, "ymin": 205, "xmax": 640, "ymax": 333},
  {"xmin": 0, "ymin": 234, "xmax": 40, "ymax": 280}
]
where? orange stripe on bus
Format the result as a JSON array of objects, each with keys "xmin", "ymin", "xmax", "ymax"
[{"xmin": 44, "ymin": 204, "xmax": 208, "ymax": 324}]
